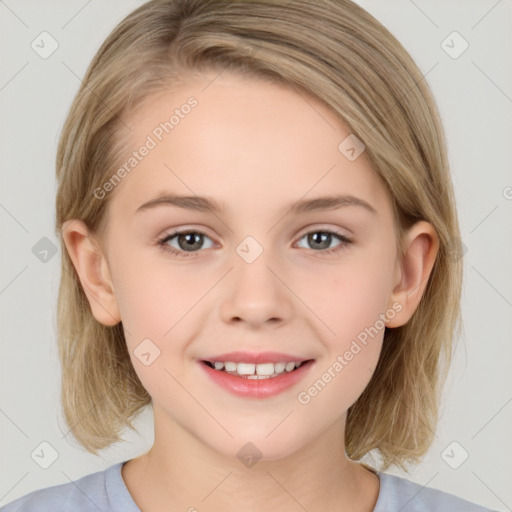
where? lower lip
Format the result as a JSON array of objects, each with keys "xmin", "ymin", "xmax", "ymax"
[{"xmin": 198, "ymin": 360, "xmax": 314, "ymax": 399}]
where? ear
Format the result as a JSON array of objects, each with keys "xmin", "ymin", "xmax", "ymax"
[
  {"xmin": 61, "ymin": 219, "xmax": 121, "ymax": 326},
  {"xmin": 386, "ymin": 221, "xmax": 439, "ymax": 328}
]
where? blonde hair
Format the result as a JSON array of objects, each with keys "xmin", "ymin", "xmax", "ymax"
[{"xmin": 55, "ymin": 0, "xmax": 462, "ymax": 472}]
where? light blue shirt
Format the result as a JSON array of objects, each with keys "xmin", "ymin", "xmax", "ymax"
[{"xmin": 0, "ymin": 461, "xmax": 499, "ymax": 511}]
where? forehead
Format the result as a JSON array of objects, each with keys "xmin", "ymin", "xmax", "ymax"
[{"xmin": 107, "ymin": 72, "xmax": 390, "ymax": 219}]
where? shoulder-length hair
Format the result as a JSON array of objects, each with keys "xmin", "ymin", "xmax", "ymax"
[{"xmin": 55, "ymin": 0, "xmax": 462, "ymax": 472}]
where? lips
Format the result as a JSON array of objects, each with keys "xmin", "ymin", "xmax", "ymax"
[{"xmin": 198, "ymin": 351, "xmax": 315, "ymax": 399}]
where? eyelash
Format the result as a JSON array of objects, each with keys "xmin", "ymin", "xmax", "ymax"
[{"xmin": 157, "ymin": 228, "xmax": 352, "ymax": 258}]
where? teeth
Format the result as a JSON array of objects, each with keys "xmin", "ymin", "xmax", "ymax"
[
  {"xmin": 274, "ymin": 362, "xmax": 286, "ymax": 374},
  {"xmin": 255, "ymin": 363, "xmax": 274, "ymax": 376},
  {"xmin": 237, "ymin": 363, "xmax": 256, "ymax": 375},
  {"xmin": 208, "ymin": 360, "xmax": 305, "ymax": 378}
]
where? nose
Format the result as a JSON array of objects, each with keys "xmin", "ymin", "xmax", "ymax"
[{"xmin": 220, "ymin": 251, "xmax": 294, "ymax": 329}]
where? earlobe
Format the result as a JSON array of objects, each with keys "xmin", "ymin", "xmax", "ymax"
[
  {"xmin": 61, "ymin": 219, "xmax": 121, "ymax": 326},
  {"xmin": 386, "ymin": 221, "xmax": 439, "ymax": 328}
]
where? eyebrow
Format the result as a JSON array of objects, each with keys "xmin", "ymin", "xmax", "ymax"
[{"xmin": 135, "ymin": 193, "xmax": 377, "ymax": 215}]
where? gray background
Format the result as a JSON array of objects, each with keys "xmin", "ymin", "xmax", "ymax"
[{"xmin": 0, "ymin": 0, "xmax": 511, "ymax": 509}]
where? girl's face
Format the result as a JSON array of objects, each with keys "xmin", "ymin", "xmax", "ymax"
[{"xmin": 93, "ymin": 72, "xmax": 406, "ymax": 460}]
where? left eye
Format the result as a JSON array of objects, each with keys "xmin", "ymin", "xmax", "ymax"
[
  {"xmin": 157, "ymin": 229, "xmax": 351, "ymax": 257},
  {"xmin": 296, "ymin": 230, "xmax": 351, "ymax": 253}
]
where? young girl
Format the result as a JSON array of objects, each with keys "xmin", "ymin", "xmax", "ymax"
[{"xmin": 1, "ymin": 0, "xmax": 499, "ymax": 511}]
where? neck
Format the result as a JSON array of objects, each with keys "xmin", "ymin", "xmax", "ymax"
[{"xmin": 122, "ymin": 409, "xmax": 380, "ymax": 512}]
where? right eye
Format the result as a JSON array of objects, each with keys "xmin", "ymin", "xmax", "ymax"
[{"xmin": 157, "ymin": 229, "xmax": 215, "ymax": 257}]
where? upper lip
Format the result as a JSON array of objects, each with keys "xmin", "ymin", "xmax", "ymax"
[{"xmin": 200, "ymin": 351, "xmax": 313, "ymax": 364}]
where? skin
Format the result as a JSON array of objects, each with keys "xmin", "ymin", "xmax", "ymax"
[{"xmin": 62, "ymin": 71, "xmax": 439, "ymax": 512}]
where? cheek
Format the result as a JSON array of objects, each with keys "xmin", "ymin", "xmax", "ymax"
[
  {"xmin": 296, "ymin": 248, "xmax": 394, "ymax": 406},
  {"xmin": 112, "ymin": 261, "xmax": 204, "ymax": 399},
  {"xmin": 297, "ymin": 261, "xmax": 390, "ymax": 413},
  {"xmin": 109, "ymin": 239, "xmax": 205, "ymax": 338},
  {"xmin": 304, "ymin": 247, "xmax": 395, "ymax": 341}
]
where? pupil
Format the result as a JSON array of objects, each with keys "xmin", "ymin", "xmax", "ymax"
[
  {"xmin": 180, "ymin": 232, "xmax": 202, "ymax": 251},
  {"xmin": 309, "ymin": 232, "xmax": 330, "ymax": 249}
]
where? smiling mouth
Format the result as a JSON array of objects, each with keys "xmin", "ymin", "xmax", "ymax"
[{"xmin": 202, "ymin": 360, "xmax": 313, "ymax": 379}]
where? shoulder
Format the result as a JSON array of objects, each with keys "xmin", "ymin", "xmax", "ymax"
[
  {"xmin": 0, "ymin": 462, "xmax": 125, "ymax": 512},
  {"xmin": 374, "ymin": 471, "xmax": 499, "ymax": 512}
]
